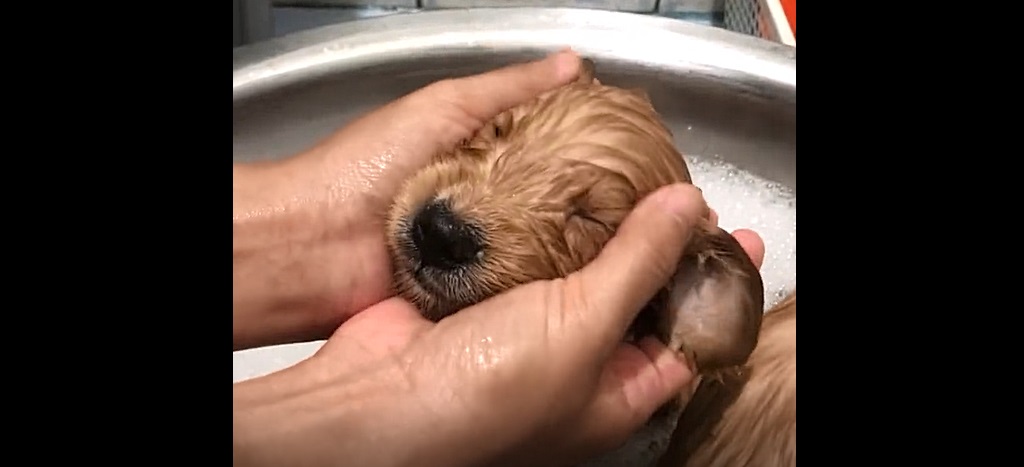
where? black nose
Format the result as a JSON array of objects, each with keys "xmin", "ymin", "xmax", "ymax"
[{"xmin": 411, "ymin": 200, "xmax": 484, "ymax": 270}]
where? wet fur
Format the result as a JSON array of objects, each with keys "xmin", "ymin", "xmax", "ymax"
[
  {"xmin": 659, "ymin": 292, "xmax": 796, "ymax": 467},
  {"xmin": 385, "ymin": 59, "xmax": 778, "ymax": 464}
]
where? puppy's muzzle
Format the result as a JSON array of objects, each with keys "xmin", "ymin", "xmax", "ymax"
[{"xmin": 410, "ymin": 200, "xmax": 485, "ymax": 270}]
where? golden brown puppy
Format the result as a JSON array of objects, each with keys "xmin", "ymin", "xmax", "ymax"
[
  {"xmin": 385, "ymin": 59, "xmax": 765, "ymax": 379},
  {"xmin": 658, "ymin": 292, "xmax": 796, "ymax": 467}
]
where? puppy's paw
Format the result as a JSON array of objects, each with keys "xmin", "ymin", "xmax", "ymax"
[{"xmin": 658, "ymin": 224, "xmax": 765, "ymax": 373}]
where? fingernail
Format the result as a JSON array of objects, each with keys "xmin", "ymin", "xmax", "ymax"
[
  {"xmin": 654, "ymin": 183, "xmax": 704, "ymax": 223},
  {"xmin": 547, "ymin": 48, "xmax": 575, "ymax": 61},
  {"xmin": 639, "ymin": 337, "xmax": 695, "ymax": 395},
  {"xmin": 551, "ymin": 51, "xmax": 581, "ymax": 82},
  {"xmin": 674, "ymin": 349, "xmax": 697, "ymax": 373},
  {"xmin": 654, "ymin": 348, "xmax": 696, "ymax": 393}
]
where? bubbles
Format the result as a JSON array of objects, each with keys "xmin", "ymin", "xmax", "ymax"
[{"xmin": 687, "ymin": 155, "xmax": 797, "ymax": 310}]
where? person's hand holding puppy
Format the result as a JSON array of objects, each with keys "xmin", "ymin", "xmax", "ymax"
[
  {"xmin": 233, "ymin": 50, "xmax": 767, "ymax": 466},
  {"xmin": 233, "ymin": 51, "xmax": 585, "ymax": 351},
  {"xmin": 233, "ymin": 183, "xmax": 765, "ymax": 467}
]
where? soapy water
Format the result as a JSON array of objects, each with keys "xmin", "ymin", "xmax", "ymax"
[
  {"xmin": 232, "ymin": 158, "xmax": 796, "ymax": 383},
  {"xmin": 685, "ymin": 154, "xmax": 796, "ymax": 310}
]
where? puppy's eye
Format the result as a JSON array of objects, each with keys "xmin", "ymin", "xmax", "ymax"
[
  {"xmin": 568, "ymin": 201, "xmax": 615, "ymax": 235},
  {"xmin": 569, "ymin": 206, "xmax": 599, "ymax": 225}
]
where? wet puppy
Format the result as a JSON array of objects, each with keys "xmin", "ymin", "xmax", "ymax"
[
  {"xmin": 385, "ymin": 58, "xmax": 767, "ymax": 461},
  {"xmin": 658, "ymin": 292, "xmax": 796, "ymax": 467}
]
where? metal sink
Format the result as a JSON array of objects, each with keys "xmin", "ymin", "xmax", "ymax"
[{"xmin": 234, "ymin": 9, "xmax": 795, "ymax": 189}]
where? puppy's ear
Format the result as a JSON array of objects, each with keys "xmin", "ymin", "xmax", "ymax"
[{"xmin": 657, "ymin": 224, "xmax": 765, "ymax": 374}]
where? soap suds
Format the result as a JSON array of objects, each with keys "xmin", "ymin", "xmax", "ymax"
[{"xmin": 686, "ymin": 154, "xmax": 796, "ymax": 310}]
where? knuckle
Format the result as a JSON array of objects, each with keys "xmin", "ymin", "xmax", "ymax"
[
  {"xmin": 553, "ymin": 275, "xmax": 591, "ymax": 329},
  {"xmin": 424, "ymin": 78, "xmax": 460, "ymax": 102},
  {"xmin": 634, "ymin": 235, "xmax": 677, "ymax": 280}
]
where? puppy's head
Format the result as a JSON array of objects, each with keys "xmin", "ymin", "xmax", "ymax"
[{"xmin": 386, "ymin": 63, "xmax": 691, "ymax": 320}]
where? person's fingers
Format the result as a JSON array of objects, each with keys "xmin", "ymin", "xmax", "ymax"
[
  {"xmin": 573, "ymin": 337, "xmax": 694, "ymax": 452},
  {"xmin": 730, "ymin": 228, "xmax": 765, "ymax": 270},
  {"xmin": 608, "ymin": 337, "xmax": 693, "ymax": 427},
  {"xmin": 573, "ymin": 183, "xmax": 706, "ymax": 350},
  {"xmin": 425, "ymin": 50, "xmax": 582, "ymax": 124}
]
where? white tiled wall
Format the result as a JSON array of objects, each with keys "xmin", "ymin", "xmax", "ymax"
[
  {"xmin": 236, "ymin": 1, "xmax": 726, "ymax": 45},
  {"xmin": 421, "ymin": 0, "xmax": 658, "ymax": 13},
  {"xmin": 262, "ymin": 1, "xmax": 720, "ymax": 41},
  {"xmin": 276, "ymin": 0, "xmax": 724, "ymax": 11},
  {"xmin": 276, "ymin": 0, "xmax": 417, "ymax": 5},
  {"xmin": 659, "ymin": 0, "xmax": 725, "ymax": 13}
]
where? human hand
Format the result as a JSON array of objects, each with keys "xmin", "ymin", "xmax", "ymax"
[
  {"xmin": 233, "ymin": 51, "xmax": 585, "ymax": 350},
  {"xmin": 232, "ymin": 184, "xmax": 766, "ymax": 467}
]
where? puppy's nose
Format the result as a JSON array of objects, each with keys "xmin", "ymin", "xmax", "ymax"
[{"xmin": 411, "ymin": 200, "xmax": 484, "ymax": 269}]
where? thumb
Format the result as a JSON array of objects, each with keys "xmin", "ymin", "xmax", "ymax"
[{"xmin": 576, "ymin": 183, "xmax": 707, "ymax": 353}]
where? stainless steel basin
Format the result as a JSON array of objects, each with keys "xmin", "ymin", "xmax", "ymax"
[
  {"xmin": 233, "ymin": 7, "xmax": 795, "ymax": 186},
  {"xmin": 232, "ymin": 8, "xmax": 795, "ymax": 467}
]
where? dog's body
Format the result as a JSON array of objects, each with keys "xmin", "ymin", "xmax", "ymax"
[{"xmin": 385, "ymin": 58, "xmax": 794, "ymax": 466}]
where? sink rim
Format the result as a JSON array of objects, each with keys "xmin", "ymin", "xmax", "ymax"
[{"xmin": 232, "ymin": 7, "xmax": 796, "ymax": 104}]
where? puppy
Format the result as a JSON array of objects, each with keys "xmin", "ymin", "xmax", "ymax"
[
  {"xmin": 658, "ymin": 292, "xmax": 796, "ymax": 467},
  {"xmin": 385, "ymin": 58, "xmax": 768, "ymax": 461}
]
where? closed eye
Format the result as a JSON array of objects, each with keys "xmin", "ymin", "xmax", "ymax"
[{"xmin": 570, "ymin": 208, "xmax": 614, "ymax": 234}]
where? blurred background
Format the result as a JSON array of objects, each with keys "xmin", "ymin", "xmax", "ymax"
[{"xmin": 233, "ymin": 0, "xmax": 795, "ymax": 49}]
